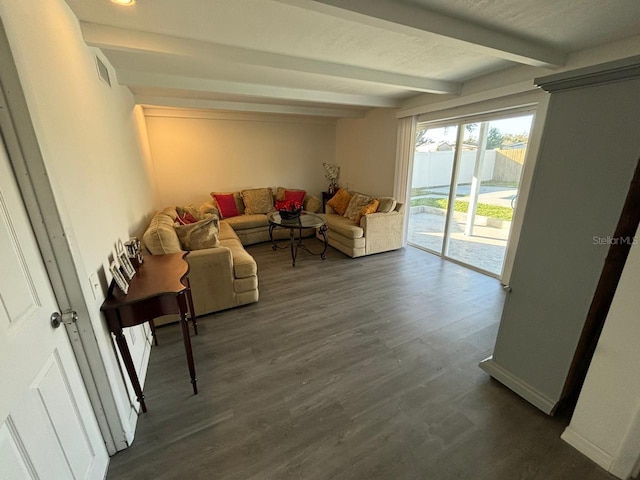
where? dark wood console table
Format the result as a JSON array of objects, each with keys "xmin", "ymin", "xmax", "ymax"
[
  {"xmin": 101, "ymin": 252, "xmax": 197, "ymax": 413},
  {"xmin": 321, "ymin": 191, "xmax": 336, "ymax": 213}
]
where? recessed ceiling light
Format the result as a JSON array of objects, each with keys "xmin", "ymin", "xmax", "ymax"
[{"xmin": 110, "ymin": 0, "xmax": 136, "ymax": 5}]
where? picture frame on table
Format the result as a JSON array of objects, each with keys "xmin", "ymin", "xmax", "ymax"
[
  {"xmin": 117, "ymin": 239, "xmax": 136, "ymax": 280},
  {"xmin": 125, "ymin": 237, "xmax": 143, "ymax": 268},
  {"xmin": 118, "ymin": 251, "xmax": 136, "ymax": 280},
  {"xmin": 109, "ymin": 260, "xmax": 129, "ymax": 294}
]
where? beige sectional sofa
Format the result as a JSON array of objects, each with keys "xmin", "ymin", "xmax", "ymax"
[
  {"xmin": 142, "ymin": 207, "xmax": 259, "ymax": 318},
  {"xmin": 141, "ymin": 187, "xmax": 404, "ymax": 325},
  {"xmin": 320, "ymin": 192, "xmax": 404, "ymax": 258},
  {"xmin": 205, "ymin": 190, "xmax": 322, "ymax": 245},
  {"xmin": 141, "ymin": 188, "xmax": 322, "ymax": 320}
]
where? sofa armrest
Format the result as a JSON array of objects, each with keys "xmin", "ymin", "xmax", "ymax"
[
  {"xmin": 185, "ymin": 247, "xmax": 236, "ymax": 316},
  {"xmin": 361, "ymin": 210, "xmax": 404, "ymax": 255}
]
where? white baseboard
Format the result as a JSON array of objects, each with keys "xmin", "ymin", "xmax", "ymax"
[
  {"xmin": 479, "ymin": 357, "xmax": 557, "ymax": 414},
  {"xmin": 561, "ymin": 426, "xmax": 613, "ymax": 472}
]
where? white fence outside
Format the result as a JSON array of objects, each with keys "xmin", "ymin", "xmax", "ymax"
[{"xmin": 412, "ymin": 150, "xmax": 522, "ymax": 188}]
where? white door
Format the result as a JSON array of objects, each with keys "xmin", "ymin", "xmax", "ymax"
[{"xmin": 0, "ymin": 138, "xmax": 108, "ymax": 478}]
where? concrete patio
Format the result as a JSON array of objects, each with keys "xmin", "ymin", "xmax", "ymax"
[{"xmin": 407, "ymin": 208, "xmax": 510, "ymax": 276}]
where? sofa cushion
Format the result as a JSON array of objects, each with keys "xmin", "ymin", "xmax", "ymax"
[
  {"xmin": 241, "ymin": 187, "xmax": 275, "ymax": 215},
  {"xmin": 377, "ymin": 197, "xmax": 397, "ymax": 213},
  {"xmin": 210, "ymin": 191, "xmax": 245, "ymax": 215},
  {"xmin": 174, "ymin": 215, "xmax": 220, "ymax": 250},
  {"xmin": 218, "ymin": 221, "xmax": 239, "ymax": 241},
  {"xmin": 284, "ymin": 189, "xmax": 306, "ymax": 204},
  {"xmin": 213, "ymin": 193, "xmax": 240, "ymax": 218},
  {"xmin": 344, "ymin": 192, "xmax": 374, "ymax": 221},
  {"xmin": 142, "ymin": 211, "xmax": 183, "ymax": 255},
  {"xmin": 275, "ymin": 186, "xmax": 304, "ymax": 201},
  {"xmin": 326, "ymin": 188, "xmax": 352, "ymax": 216},
  {"xmin": 223, "ymin": 214, "xmax": 270, "ymax": 230},
  {"xmin": 355, "ymin": 198, "xmax": 380, "ymax": 224},
  {"xmin": 324, "ymin": 213, "xmax": 364, "ymax": 239},
  {"xmin": 226, "ymin": 243, "xmax": 258, "ymax": 278},
  {"xmin": 176, "ymin": 205, "xmax": 204, "ymax": 223},
  {"xmin": 176, "ymin": 212, "xmax": 198, "ymax": 225},
  {"xmin": 199, "ymin": 200, "xmax": 221, "ymax": 218},
  {"xmin": 304, "ymin": 195, "xmax": 322, "ymax": 213}
]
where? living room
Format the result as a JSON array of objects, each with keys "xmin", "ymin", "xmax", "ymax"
[{"xmin": 1, "ymin": 1, "xmax": 640, "ymax": 479}]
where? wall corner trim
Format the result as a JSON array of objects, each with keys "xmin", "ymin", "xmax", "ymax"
[
  {"xmin": 479, "ymin": 357, "xmax": 557, "ymax": 414},
  {"xmin": 561, "ymin": 426, "xmax": 613, "ymax": 472}
]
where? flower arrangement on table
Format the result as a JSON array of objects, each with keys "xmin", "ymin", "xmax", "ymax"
[
  {"xmin": 323, "ymin": 163, "xmax": 340, "ymax": 194},
  {"xmin": 275, "ymin": 199, "xmax": 303, "ymax": 220}
]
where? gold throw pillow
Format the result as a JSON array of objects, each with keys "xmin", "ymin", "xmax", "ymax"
[
  {"xmin": 326, "ymin": 188, "xmax": 352, "ymax": 216},
  {"xmin": 355, "ymin": 199, "xmax": 380, "ymax": 224}
]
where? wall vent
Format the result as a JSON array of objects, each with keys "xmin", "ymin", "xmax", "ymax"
[{"xmin": 95, "ymin": 56, "xmax": 111, "ymax": 87}]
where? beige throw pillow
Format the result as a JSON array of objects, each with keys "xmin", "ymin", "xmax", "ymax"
[
  {"xmin": 377, "ymin": 197, "xmax": 397, "ymax": 213},
  {"xmin": 344, "ymin": 193, "xmax": 373, "ymax": 221},
  {"xmin": 241, "ymin": 187, "xmax": 275, "ymax": 214},
  {"xmin": 142, "ymin": 211, "xmax": 183, "ymax": 255},
  {"xmin": 174, "ymin": 215, "xmax": 220, "ymax": 250}
]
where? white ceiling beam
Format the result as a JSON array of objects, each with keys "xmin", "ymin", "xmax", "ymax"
[
  {"xmin": 134, "ymin": 95, "xmax": 366, "ymax": 118},
  {"xmin": 278, "ymin": 0, "xmax": 566, "ymax": 68},
  {"xmin": 81, "ymin": 22, "xmax": 461, "ymax": 94},
  {"xmin": 117, "ymin": 70, "xmax": 400, "ymax": 108}
]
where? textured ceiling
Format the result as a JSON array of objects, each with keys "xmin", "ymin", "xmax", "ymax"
[
  {"xmin": 407, "ymin": 0, "xmax": 640, "ymax": 50},
  {"xmin": 64, "ymin": 0, "xmax": 640, "ymax": 117}
]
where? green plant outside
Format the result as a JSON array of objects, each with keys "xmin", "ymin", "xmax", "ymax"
[{"xmin": 411, "ymin": 197, "xmax": 513, "ymax": 221}]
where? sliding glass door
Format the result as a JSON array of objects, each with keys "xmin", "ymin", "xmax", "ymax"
[
  {"xmin": 407, "ymin": 111, "xmax": 534, "ymax": 277},
  {"xmin": 407, "ymin": 124, "xmax": 459, "ymax": 254}
]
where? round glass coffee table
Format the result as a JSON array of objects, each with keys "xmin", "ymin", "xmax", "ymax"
[{"xmin": 267, "ymin": 211, "xmax": 328, "ymax": 266}]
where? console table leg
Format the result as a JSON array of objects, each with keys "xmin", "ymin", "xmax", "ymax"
[
  {"xmin": 114, "ymin": 329, "xmax": 147, "ymax": 413},
  {"xmin": 184, "ymin": 278, "xmax": 198, "ymax": 336},
  {"xmin": 149, "ymin": 319, "xmax": 159, "ymax": 346},
  {"xmin": 178, "ymin": 293, "xmax": 198, "ymax": 395}
]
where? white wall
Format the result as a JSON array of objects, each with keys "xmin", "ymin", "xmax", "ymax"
[
  {"xmin": 335, "ymin": 108, "xmax": 398, "ymax": 196},
  {"xmin": 562, "ymin": 240, "xmax": 640, "ymax": 479},
  {"xmin": 144, "ymin": 109, "xmax": 335, "ymax": 208},
  {"xmin": 1, "ymin": 0, "xmax": 156, "ymax": 446}
]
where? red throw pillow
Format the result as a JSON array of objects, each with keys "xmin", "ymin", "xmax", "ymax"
[
  {"xmin": 213, "ymin": 194, "xmax": 239, "ymax": 218},
  {"xmin": 284, "ymin": 189, "xmax": 306, "ymax": 205},
  {"xmin": 177, "ymin": 212, "xmax": 199, "ymax": 225}
]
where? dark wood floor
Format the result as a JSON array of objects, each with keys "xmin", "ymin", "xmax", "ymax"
[{"xmin": 107, "ymin": 241, "xmax": 614, "ymax": 480}]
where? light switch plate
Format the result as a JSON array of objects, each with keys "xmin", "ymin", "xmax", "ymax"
[{"xmin": 89, "ymin": 272, "xmax": 100, "ymax": 301}]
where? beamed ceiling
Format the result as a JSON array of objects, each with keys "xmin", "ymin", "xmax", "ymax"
[{"xmin": 66, "ymin": 0, "xmax": 640, "ymax": 117}]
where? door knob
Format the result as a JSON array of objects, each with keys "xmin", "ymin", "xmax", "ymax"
[{"xmin": 50, "ymin": 311, "xmax": 78, "ymax": 329}]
